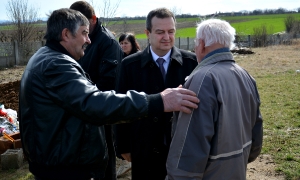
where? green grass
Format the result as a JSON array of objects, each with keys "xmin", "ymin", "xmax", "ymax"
[
  {"xmin": 0, "ymin": 23, "xmax": 46, "ymax": 31},
  {"xmin": 256, "ymin": 72, "xmax": 300, "ymax": 179},
  {"xmin": 218, "ymin": 14, "xmax": 300, "ymax": 35},
  {"xmin": 2, "ymin": 13, "xmax": 299, "ymax": 38},
  {"xmin": 235, "ymin": 43, "xmax": 300, "ymax": 179},
  {"xmin": 110, "ymin": 17, "xmax": 200, "ymax": 25},
  {"xmin": 134, "ymin": 13, "xmax": 300, "ymax": 38}
]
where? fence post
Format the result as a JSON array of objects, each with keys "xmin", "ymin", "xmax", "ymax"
[
  {"xmin": 14, "ymin": 40, "xmax": 19, "ymax": 66},
  {"xmin": 178, "ymin": 37, "xmax": 181, "ymax": 49},
  {"xmin": 248, "ymin": 35, "xmax": 251, "ymax": 47},
  {"xmin": 187, "ymin": 37, "xmax": 190, "ymax": 50}
]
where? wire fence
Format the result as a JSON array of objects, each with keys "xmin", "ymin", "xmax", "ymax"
[{"xmin": 0, "ymin": 34, "xmax": 299, "ymax": 68}]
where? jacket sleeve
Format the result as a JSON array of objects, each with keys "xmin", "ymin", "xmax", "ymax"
[
  {"xmin": 42, "ymin": 58, "xmax": 162, "ymax": 126},
  {"xmin": 166, "ymin": 75, "xmax": 217, "ymax": 180},
  {"xmin": 248, "ymin": 84, "xmax": 263, "ymax": 163},
  {"xmin": 96, "ymin": 37, "xmax": 123, "ymax": 91}
]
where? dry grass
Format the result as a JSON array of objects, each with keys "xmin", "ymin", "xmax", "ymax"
[
  {"xmin": 235, "ymin": 40, "xmax": 300, "ymax": 76},
  {"xmin": 236, "ymin": 40, "xmax": 300, "ymax": 179}
]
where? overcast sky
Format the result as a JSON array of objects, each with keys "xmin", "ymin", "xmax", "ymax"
[{"xmin": 0, "ymin": 0, "xmax": 299, "ymax": 21}]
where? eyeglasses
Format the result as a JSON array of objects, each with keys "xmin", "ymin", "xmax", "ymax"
[{"xmin": 194, "ymin": 38, "xmax": 200, "ymax": 46}]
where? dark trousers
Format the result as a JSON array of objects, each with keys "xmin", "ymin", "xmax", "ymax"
[
  {"xmin": 131, "ymin": 145, "xmax": 169, "ymax": 180},
  {"xmin": 95, "ymin": 125, "xmax": 117, "ymax": 180}
]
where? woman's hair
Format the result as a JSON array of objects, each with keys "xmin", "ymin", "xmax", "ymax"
[
  {"xmin": 44, "ymin": 8, "xmax": 89, "ymax": 41},
  {"xmin": 119, "ymin": 33, "xmax": 141, "ymax": 55}
]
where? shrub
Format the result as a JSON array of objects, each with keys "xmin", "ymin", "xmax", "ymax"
[
  {"xmin": 252, "ymin": 24, "xmax": 268, "ymax": 47},
  {"xmin": 284, "ymin": 15, "xmax": 297, "ymax": 33}
]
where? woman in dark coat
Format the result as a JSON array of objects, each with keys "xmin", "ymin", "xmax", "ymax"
[{"xmin": 119, "ymin": 33, "xmax": 141, "ymax": 57}]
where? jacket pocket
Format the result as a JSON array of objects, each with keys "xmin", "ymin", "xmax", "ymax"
[{"xmin": 99, "ymin": 58, "xmax": 119, "ymax": 78}]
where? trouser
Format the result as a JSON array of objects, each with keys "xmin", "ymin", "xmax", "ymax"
[
  {"xmin": 95, "ymin": 125, "xmax": 117, "ymax": 180},
  {"xmin": 131, "ymin": 144, "xmax": 169, "ymax": 180}
]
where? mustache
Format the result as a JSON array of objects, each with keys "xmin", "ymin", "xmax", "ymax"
[{"xmin": 82, "ymin": 43, "xmax": 89, "ymax": 49}]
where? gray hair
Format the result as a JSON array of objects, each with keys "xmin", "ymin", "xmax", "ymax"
[
  {"xmin": 44, "ymin": 8, "xmax": 90, "ymax": 41},
  {"xmin": 196, "ymin": 19, "xmax": 236, "ymax": 49}
]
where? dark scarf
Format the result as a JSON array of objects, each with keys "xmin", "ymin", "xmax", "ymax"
[{"xmin": 45, "ymin": 39, "xmax": 74, "ymax": 59}]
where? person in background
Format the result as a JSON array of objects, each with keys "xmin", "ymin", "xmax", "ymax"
[
  {"xmin": 115, "ymin": 32, "xmax": 141, "ymax": 177},
  {"xmin": 69, "ymin": 1, "xmax": 123, "ymax": 179},
  {"xmin": 115, "ymin": 8, "xmax": 198, "ymax": 180},
  {"xmin": 119, "ymin": 33, "xmax": 141, "ymax": 58},
  {"xmin": 166, "ymin": 18, "xmax": 263, "ymax": 180},
  {"xmin": 19, "ymin": 8, "xmax": 199, "ymax": 180}
]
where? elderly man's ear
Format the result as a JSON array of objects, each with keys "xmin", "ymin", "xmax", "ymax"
[{"xmin": 200, "ymin": 39, "xmax": 205, "ymax": 51}]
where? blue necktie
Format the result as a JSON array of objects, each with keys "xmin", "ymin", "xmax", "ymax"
[{"xmin": 157, "ymin": 58, "xmax": 166, "ymax": 81}]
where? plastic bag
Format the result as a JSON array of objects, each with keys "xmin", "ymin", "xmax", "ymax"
[
  {"xmin": 0, "ymin": 104, "xmax": 19, "ymax": 135},
  {"xmin": 0, "ymin": 104, "xmax": 18, "ymax": 125}
]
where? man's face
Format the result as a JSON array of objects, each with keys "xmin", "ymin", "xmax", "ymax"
[
  {"xmin": 146, "ymin": 16, "xmax": 176, "ymax": 56},
  {"xmin": 68, "ymin": 26, "xmax": 91, "ymax": 60}
]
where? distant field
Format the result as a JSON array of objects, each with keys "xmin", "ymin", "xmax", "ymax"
[
  {"xmin": 1, "ymin": 13, "xmax": 300, "ymax": 38},
  {"xmin": 0, "ymin": 23, "xmax": 47, "ymax": 31},
  {"xmin": 222, "ymin": 14, "xmax": 300, "ymax": 35},
  {"xmin": 135, "ymin": 13, "xmax": 300, "ymax": 39}
]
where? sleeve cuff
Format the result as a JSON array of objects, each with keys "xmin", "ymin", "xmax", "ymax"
[{"xmin": 147, "ymin": 93, "xmax": 164, "ymax": 115}]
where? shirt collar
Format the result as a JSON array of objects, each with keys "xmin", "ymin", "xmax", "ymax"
[
  {"xmin": 150, "ymin": 46, "xmax": 171, "ymax": 63},
  {"xmin": 203, "ymin": 47, "xmax": 230, "ymax": 60}
]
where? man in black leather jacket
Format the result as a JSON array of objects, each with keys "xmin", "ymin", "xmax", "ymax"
[
  {"xmin": 19, "ymin": 8, "xmax": 199, "ymax": 180},
  {"xmin": 70, "ymin": 2, "xmax": 123, "ymax": 179}
]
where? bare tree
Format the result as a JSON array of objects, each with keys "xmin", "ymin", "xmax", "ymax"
[
  {"xmin": 89, "ymin": 0, "xmax": 121, "ymax": 27},
  {"xmin": 121, "ymin": 18, "xmax": 129, "ymax": 33},
  {"xmin": 6, "ymin": 0, "xmax": 41, "ymax": 43},
  {"xmin": 169, "ymin": 6, "xmax": 182, "ymax": 17}
]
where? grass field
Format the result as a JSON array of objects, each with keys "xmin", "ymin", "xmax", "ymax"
[
  {"xmin": 0, "ymin": 23, "xmax": 46, "ymax": 31},
  {"xmin": 235, "ymin": 41, "xmax": 300, "ymax": 179},
  {"xmin": 134, "ymin": 13, "xmax": 300, "ymax": 39},
  {"xmin": 1, "ymin": 13, "xmax": 299, "ymax": 39},
  {"xmin": 225, "ymin": 14, "xmax": 300, "ymax": 35}
]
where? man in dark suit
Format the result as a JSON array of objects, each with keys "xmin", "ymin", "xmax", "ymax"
[{"xmin": 115, "ymin": 8, "xmax": 198, "ymax": 180}]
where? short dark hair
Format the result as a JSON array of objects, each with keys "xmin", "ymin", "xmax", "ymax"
[
  {"xmin": 44, "ymin": 8, "xmax": 89, "ymax": 41},
  {"xmin": 119, "ymin": 33, "xmax": 141, "ymax": 54},
  {"xmin": 146, "ymin": 8, "xmax": 176, "ymax": 32},
  {"xmin": 70, "ymin": 1, "xmax": 95, "ymax": 19}
]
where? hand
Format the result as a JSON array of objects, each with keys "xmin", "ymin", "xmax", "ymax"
[
  {"xmin": 121, "ymin": 153, "xmax": 131, "ymax": 162},
  {"xmin": 160, "ymin": 88, "xmax": 199, "ymax": 114}
]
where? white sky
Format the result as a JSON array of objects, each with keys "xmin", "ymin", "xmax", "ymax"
[{"xmin": 0, "ymin": 0, "xmax": 299, "ymax": 21}]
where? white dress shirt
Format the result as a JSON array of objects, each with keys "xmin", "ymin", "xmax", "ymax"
[{"xmin": 150, "ymin": 46, "xmax": 171, "ymax": 72}]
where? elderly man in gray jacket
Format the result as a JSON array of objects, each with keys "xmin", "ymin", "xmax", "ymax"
[{"xmin": 166, "ymin": 18, "xmax": 263, "ymax": 180}]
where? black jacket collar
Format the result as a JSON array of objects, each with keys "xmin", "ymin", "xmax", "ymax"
[
  {"xmin": 89, "ymin": 18, "xmax": 101, "ymax": 40},
  {"xmin": 45, "ymin": 40, "xmax": 74, "ymax": 59}
]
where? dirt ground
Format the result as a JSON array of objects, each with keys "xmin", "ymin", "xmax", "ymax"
[{"xmin": 0, "ymin": 66, "xmax": 285, "ymax": 179}]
